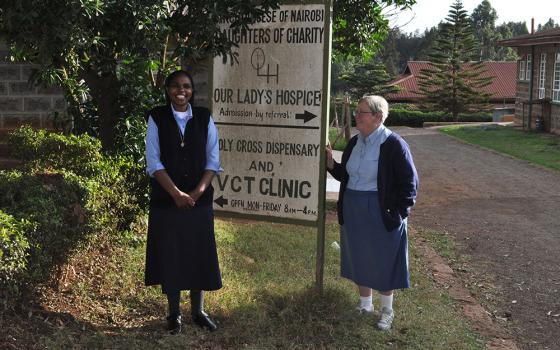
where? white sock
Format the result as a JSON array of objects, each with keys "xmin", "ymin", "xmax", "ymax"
[
  {"xmin": 380, "ymin": 294, "xmax": 393, "ymax": 312},
  {"xmin": 359, "ymin": 295, "xmax": 373, "ymax": 311}
]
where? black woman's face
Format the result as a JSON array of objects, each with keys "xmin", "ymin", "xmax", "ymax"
[{"xmin": 167, "ymin": 75, "xmax": 193, "ymax": 112}]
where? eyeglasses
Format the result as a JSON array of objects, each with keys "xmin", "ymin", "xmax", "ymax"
[
  {"xmin": 353, "ymin": 110, "xmax": 374, "ymax": 117},
  {"xmin": 168, "ymin": 83, "xmax": 192, "ymax": 90}
]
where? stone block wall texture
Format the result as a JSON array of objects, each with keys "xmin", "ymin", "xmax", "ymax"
[
  {"xmin": 0, "ymin": 63, "xmax": 65, "ymax": 133},
  {"xmin": 0, "ymin": 41, "xmax": 66, "ymax": 167}
]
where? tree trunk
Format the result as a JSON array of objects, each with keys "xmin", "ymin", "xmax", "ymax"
[{"xmin": 83, "ymin": 69, "xmax": 121, "ymax": 152}]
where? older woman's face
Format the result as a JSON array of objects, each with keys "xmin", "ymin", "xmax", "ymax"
[{"xmin": 354, "ymin": 101, "xmax": 381, "ymax": 135}]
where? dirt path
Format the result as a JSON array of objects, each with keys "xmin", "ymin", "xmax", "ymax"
[{"xmin": 399, "ymin": 127, "xmax": 560, "ymax": 350}]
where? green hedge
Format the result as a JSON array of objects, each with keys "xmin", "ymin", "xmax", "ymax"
[
  {"xmin": 0, "ymin": 127, "xmax": 148, "ymax": 303},
  {"xmin": 0, "ymin": 210, "xmax": 33, "ymax": 296},
  {"xmin": 329, "ymin": 103, "xmax": 492, "ymax": 128},
  {"xmin": 0, "ymin": 171, "xmax": 87, "ymax": 284},
  {"xmin": 9, "ymin": 126, "xmax": 104, "ymax": 178},
  {"xmin": 385, "ymin": 109, "xmax": 492, "ymax": 127}
]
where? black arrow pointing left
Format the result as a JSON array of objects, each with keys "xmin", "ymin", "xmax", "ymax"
[
  {"xmin": 295, "ymin": 110, "xmax": 317, "ymax": 123},
  {"xmin": 214, "ymin": 195, "xmax": 228, "ymax": 208}
]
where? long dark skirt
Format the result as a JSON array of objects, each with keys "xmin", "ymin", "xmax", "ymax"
[
  {"xmin": 144, "ymin": 204, "xmax": 222, "ymax": 293},
  {"xmin": 340, "ymin": 189, "xmax": 409, "ymax": 291}
]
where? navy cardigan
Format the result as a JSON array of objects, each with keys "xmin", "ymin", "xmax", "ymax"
[{"xmin": 328, "ymin": 132, "xmax": 419, "ymax": 231}]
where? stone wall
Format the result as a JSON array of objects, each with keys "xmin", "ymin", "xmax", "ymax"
[{"xmin": 0, "ymin": 41, "xmax": 66, "ymax": 168}]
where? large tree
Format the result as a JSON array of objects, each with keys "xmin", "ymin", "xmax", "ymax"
[
  {"xmin": 416, "ymin": 0, "xmax": 492, "ymax": 120},
  {"xmin": 471, "ymin": 0, "xmax": 497, "ymax": 60}
]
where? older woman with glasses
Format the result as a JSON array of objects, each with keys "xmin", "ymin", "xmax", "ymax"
[
  {"xmin": 144, "ymin": 70, "xmax": 222, "ymax": 335},
  {"xmin": 326, "ymin": 95, "xmax": 418, "ymax": 331}
]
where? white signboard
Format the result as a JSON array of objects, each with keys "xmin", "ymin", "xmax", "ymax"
[{"xmin": 212, "ymin": 3, "xmax": 329, "ymax": 222}]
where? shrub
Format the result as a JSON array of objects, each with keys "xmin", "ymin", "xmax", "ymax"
[
  {"xmin": 389, "ymin": 103, "xmax": 421, "ymax": 111},
  {"xmin": 0, "ymin": 210, "xmax": 33, "ymax": 295},
  {"xmin": 386, "ymin": 109, "xmax": 492, "ymax": 127},
  {"xmin": 9, "ymin": 126, "xmax": 149, "ymax": 211},
  {"xmin": 0, "ymin": 170, "xmax": 89, "ymax": 284},
  {"xmin": 0, "ymin": 127, "xmax": 148, "ymax": 302},
  {"xmin": 9, "ymin": 126, "xmax": 103, "ymax": 178}
]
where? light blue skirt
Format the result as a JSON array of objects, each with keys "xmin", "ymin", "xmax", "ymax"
[{"xmin": 340, "ymin": 189, "xmax": 409, "ymax": 291}]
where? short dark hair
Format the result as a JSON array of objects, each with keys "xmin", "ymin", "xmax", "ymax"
[{"xmin": 164, "ymin": 70, "xmax": 195, "ymax": 106}]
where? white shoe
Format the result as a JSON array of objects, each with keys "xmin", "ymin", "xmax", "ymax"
[
  {"xmin": 377, "ymin": 307, "xmax": 394, "ymax": 331},
  {"xmin": 355, "ymin": 304, "xmax": 374, "ymax": 314}
]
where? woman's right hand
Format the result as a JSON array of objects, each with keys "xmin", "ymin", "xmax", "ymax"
[
  {"xmin": 326, "ymin": 143, "xmax": 334, "ymax": 170},
  {"xmin": 173, "ymin": 191, "xmax": 195, "ymax": 209}
]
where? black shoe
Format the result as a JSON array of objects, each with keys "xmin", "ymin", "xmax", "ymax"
[
  {"xmin": 190, "ymin": 290, "xmax": 218, "ymax": 332},
  {"xmin": 166, "ymin": 313, "xmax": 182, "ymax": 335},
  {"xmin": 192, "ymin": 311, "xmax": 218, "ymax": 332}
]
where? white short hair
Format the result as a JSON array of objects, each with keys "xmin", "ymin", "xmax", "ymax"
[{"xmin": 359, "ymin": 95, "xmax": 389, "ymax": 123}]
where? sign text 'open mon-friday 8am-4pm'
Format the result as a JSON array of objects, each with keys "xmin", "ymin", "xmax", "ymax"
[{"xmin": 212, "ymin": 4, "xmax": 328, "ymax": 222}]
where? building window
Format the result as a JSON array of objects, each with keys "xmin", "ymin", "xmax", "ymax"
[
  {"xmin": 519, "ymin": 59, "xmax": 526, "ymax": 81},
  {"xmin": 525, "ymin": 54, "xmax": 532, "ymax": 82},
  {"xmin": 553, "ymin": 52, "xmax": 560, "ymax": 102},
  {"xmin": 538, "ymin": 53, "xmax": 546, "ymax": 99}
]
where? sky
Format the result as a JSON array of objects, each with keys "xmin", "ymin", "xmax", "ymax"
[{"xmin": 391, "ymin": 0, "xmax": 560, "ymax": 34}]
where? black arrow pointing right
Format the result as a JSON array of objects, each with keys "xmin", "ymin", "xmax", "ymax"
[
  {"xmin": 214, "ymin": 195, "xmax": 228, "ymax": 208},
  {"xmin": 295, "ymin": 110, "xmax": 317, "ymax": 123}
]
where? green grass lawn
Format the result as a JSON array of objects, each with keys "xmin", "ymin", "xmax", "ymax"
[
  {"xmin": 439, "ymin": 124, "xmax": 560, "ymax": 172},
  {"xmin": 32, "ymin": 217, "xmax": 484, "ymax": 349}
]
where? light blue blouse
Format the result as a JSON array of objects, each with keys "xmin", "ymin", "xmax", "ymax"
[
  {"xmin": 346, "ymin": 124, "xmax": 392, "ymax": 191},
  {"xmin": 145, "ymin": 103, "xmax": 222, "ymax": 177}
]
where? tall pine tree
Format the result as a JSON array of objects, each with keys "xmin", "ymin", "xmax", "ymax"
[{"xmin": 417, "ymin": 0, "xmax": 493, "ymax": 121}]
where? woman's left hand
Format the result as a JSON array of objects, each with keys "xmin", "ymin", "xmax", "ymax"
[
  {"xmin": 172, "ymin": 191, "xmax": 195, "ymax": 209},
  {"xmin": 188, "ymin": 189, "xmax": 202, "ymax": 203}
]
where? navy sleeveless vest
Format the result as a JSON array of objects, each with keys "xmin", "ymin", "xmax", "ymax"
[{"xmin": 147, "ymin": 105, "xmax": 213, "ymax": 207}]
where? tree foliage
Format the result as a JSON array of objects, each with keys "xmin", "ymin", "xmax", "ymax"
[
  {"xmin": 471, "ymin": 0, "xmax": 497, "ymax": 60},
  {"xmin": 537, "ymin": 18, "xmax": 559, "ymax": 32},
  {"xmin": 380, "ymin": 1, "xmax": 530, "ymax": 69},
  {"xmin": 470, "ymin": 0, "xmax": 529, "ymax": 61},
  {"xmin": 494, "ymin": 21, "xmax": 527, "ymax": 60},
  {"xmin": 332, "ymin": 0, "xmax": 416, "ymax": 59},
  {"xmin": 416, "ymin": 0, "xmax": 492, "ymax": 120},
  {"xmin": 0, "ymin": 0, "xmax": 280, "ymax": 151},
  {"xmin": 339, "ymin": 60, "xmax": 399, "ymax": 99},
  {"xmin": 380, "ymin": 26, "xmax": 441, "ymax": 75}
]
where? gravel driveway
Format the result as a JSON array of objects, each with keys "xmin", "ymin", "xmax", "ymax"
[{"xmin": 399, "ymin": 126, "xmax": 560, "ymax": 350}]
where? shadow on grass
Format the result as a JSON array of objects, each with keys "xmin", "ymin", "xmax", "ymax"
[{"xmin": 1, "ymin": 285, "xmax": 389, "ymax": 349}]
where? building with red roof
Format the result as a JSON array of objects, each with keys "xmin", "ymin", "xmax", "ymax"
[
  {"xmin": 498, "ymin": 27, "xmax": 560, "ymax": 134},
  {"xmin": 386, "ymin": 61, "xmax": 517, "ymax": 113}
]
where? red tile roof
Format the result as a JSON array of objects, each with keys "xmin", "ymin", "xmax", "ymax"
[
  {"xmin": 498, "ymin": 27, "xmax": 560, "ymax": 47},
  {"xmin": 387, "ymin": 61, "xmax": 517, "ymax": 102}
]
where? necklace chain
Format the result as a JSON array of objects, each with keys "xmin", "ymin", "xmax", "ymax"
[
  {"xmin": 179, "ymin": 128, "xmax": 185, "ymax": 147},
  {"xmin": 174, "ymin": 110, "xmax": 186, "ymax": 147}
]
